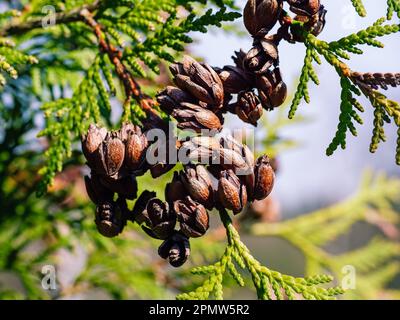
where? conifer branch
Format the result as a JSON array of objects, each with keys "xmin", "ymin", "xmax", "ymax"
[
  {"xmin": 288, "ymin": 18, "xmax": 400, "ymax": 164},
  {"xmin": 0, "ymin": 1, "xmax": 101, "ymax": 37},
  {"xmin": 177, "ymin": 208, "xmax": 344, "ymax": 300}
]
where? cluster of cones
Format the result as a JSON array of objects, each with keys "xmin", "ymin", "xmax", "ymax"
[
  {"xmin": 81, "ymin": 0, "xmax": 328, "ymax": 267},
  {"xmin": 82, "ymin": 124, "xmax": 275, "ymax": 267}
]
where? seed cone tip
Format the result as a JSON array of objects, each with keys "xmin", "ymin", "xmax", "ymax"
[{"xmin": 96, "ymin": 220, "xmax": 120, "ymax": 238}]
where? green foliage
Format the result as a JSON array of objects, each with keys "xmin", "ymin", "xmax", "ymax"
[
  {"xmin": 124, "ymin": 6, "xmax": 240, "ymax": 74},
  {"xmin": 178, "ymin": 209, "xmax": 344, "ymax": 300},
  {"xmin": 37, "ymin": 55, "xmax": 112, "ymax": 195},
  {"xmin": 387, "ymin": 0, "xmax": 400, "ymax": 19},
  {"xmin": 288, "ymin": 47, "xmax": 320, "ymax": 119},
  {"xmin": 351, "ymin": 0, "xmax": 367, "ymax": 17},
  {"xmin": 290, "ymin": 15, "xmax": 400, "ymax": 164},
  {"xmin": 350, "ymin": 0, "xmax": 400, "ymax": 18},
  {"xmin": 326, "ymin": 76, "xmax": 364, "ymax": 154},
  {"xmin": 251, "ymin": 171, "xmax": 400, "ymax": 299},
  {"xmin": 0, "ymin": 9, "xmax": 21, "ymax": 21},
  {"xmin": 0, "ymin": 10, "xmax": 37, "ymax": 87}
]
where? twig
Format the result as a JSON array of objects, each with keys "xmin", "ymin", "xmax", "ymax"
[{"xmin": 80, "ymin": 9, "xmax": 164, "ymax": 129}]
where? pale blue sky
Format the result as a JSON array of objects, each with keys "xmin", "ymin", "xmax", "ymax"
[{"xmin": 192, "ymin": 0, "xmax": 400, "ymax": 215}]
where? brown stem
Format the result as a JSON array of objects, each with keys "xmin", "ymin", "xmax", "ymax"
[
  {"xmin": 80, "ymin": 9, "xmax": 164, "ymax": 129},
  {"xmin": 350, "ymin": 71, "xmax": 400, "ymax": 90}
]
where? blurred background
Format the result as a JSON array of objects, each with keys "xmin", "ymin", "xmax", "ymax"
[{"xmin": 0, "ymin": 0, "xmax": 399, "ymax": 300}]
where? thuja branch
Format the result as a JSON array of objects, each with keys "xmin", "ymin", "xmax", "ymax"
[
  {"xmin": 177, "ymin": 208, "xmax": 344, "ymax": 300},
  {"xmin": 0, "ymin": 1, "xmax": 101, "ymax": 37},
  {"xmin": 288, "ymin": 17, "xmax": 400, "ymax": 164}
]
